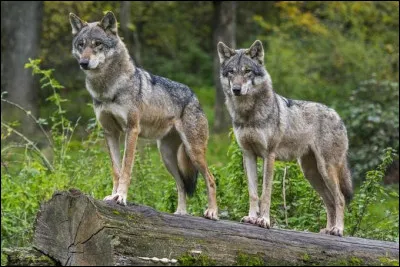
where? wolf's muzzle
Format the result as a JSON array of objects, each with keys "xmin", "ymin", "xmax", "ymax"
[{"xmin": 79, "ymin": 59, "xmax": 90, "ymax": 70}]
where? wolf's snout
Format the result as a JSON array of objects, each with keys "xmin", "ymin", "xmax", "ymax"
[
  {"xmin": 232, "ymin": 86, "xmax": 242, "ymax": 96},
  {"xmin": 79, "ymin": 59, "xmax": 90, "ymax": 70}
]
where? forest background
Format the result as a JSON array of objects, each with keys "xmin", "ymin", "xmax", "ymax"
[{"xmin": 1, "ymin": 1, "xmax": 399, "ymax": 262}]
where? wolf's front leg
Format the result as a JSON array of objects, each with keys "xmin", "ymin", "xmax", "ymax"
[
  {"xmin": 105, "ymin": 116, "xmax": 139, "ymax": 205},
  {"xmin": 116, "ymin": 124, "xmax": 139, "ymax": 205},
  {"xmin": 257, "ymin": 153, "xmax": 275, "ymax": 228},
  {"xmin": 103, "ymin": 130, "xmax": 121, "ymax": 199},
  {"xmin": 241, "ymin": 151, "xmax": 259, "ymax": 225}
]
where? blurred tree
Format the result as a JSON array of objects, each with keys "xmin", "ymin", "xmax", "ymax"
[
  {"xmin": 212, "ymin": 1, "xmax": 236, "ymax": 133},
  {"xmin": 1, "ymin": 1, "xmax": 44, "ymax": 135},
  {"xmin": 120, "ymin": 1, "xmax": 144, "ymax": 66}
]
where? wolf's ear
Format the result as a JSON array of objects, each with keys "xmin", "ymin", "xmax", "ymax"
[
  {"xmin": 246, "ymin": 40, "xmax": 264, "ymax": 65},
  {"xmin": 217, "ymin": 42, "xmax": 236, "ymax": 64},
  {"xmin": 69, "ymin": 13, "xmax": 87, "ymax": 35},
  {"xmin": 99, "ymin": 11, "xmax": 118, "ymax": 35}
]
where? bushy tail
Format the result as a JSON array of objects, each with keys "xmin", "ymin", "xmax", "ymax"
[
  {"xmin": 177, "ymin": 144, "xmax": 198, "ymax": 197},
  {"xmin": 339, "ymin": 161, "xmax": 353, "ymax": 204}
]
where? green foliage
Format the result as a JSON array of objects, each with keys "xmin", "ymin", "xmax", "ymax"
[
  {"xmin": 254, "ymin": 2, "xmax": 399, "ymax": 104},
  {"xmin": 341, "ymin": 78, "xmax": 399, "ymax": 182},
  {"xmin": 236, "ymin": 252, "xmax": 265, "ymax": 266},
  {"xmin": 178, "ymin": 252, "xmax": 216, "ymax": 266},
  {"xmin": 347, "ymin": 148, "xmax": 399, "ymax": 241}
]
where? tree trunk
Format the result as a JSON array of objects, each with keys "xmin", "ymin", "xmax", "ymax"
[
  {"xmin": 1, "ymin": 1, "xmax": 43, "ymax": 135},
  {"xmin": 120, "ymin": 1, "xmax": 142, "ymax": 66},
  {"xmin": 212, "ymin": 1, "xmax": 236, "ymax": 133},
  {"xmin": 33, "ymin": 190, "xmax": 399, "ymax": 266}
]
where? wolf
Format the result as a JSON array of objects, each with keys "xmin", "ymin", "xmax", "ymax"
[
  {"xmin": 69, "ymin": 11, "xmax": 218, "ymax": 220},
  {"xmin": 217, "ymin": 40, "xmax": 353, "ymax": 236}
]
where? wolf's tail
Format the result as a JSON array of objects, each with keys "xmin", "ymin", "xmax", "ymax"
[
  {"xmin": 339, "ymin": 161, "xmax": 353, "ymax": 204},
  {"xmin": 177, "ymin": 144, "xmax": 198, "ymax": 197}
]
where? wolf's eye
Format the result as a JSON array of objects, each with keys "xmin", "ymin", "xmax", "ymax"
[
  {"xmin": 94, "ymin": 41, "xmax": 102, "ymax": 47},
  {"xmin": 77, "ymin": 41, "xmax": 84, "ymax": 49},
  {"xmin": 244, "ymin": 69, "xmax": 252, "ymax": 74},
  {"xmin": 227, "ymin": 70, "xmax": 234, "ymax": 75}
]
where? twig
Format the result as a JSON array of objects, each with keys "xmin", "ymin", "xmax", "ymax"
[
  {"xmin": 282, "ymin": 166, "xmax": 288, "ymax": 227},
  {"xmin": 1, "ymin": 122, "xmax": 54, "ymax": 171},
  {"xmin": 1, "ymin": 98, "xmax": 53, "ymax": 148},
  {"xmin": 1, "ymin": 158, "xmax": 9, "ymax": 174}
]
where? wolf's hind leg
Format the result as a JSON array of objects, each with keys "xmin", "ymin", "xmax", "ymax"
[
  {"xmin": 299, "ymin": 151, "xmax": 336, "ymax": 234},
  {"xmin": 325, "ymin": 164, "xmax": 345, "ymax": 236},
  {"xmin": 313, "ymin": 151, "xmax": 345, "ymax": 236},
  {"xmin": 158, "ymin": 130, "xmax": 188, "ymax": 215},
  {"xmin": 175, "ymin": 110, "xmax": 218, "ymax": 220}
]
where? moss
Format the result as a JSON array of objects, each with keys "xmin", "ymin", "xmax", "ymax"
[
  {"xmin": 169, "ymin": 236, "xmax": 185, "ymax": 243},
  {"xmin": 126, "ymin": 212, "xmax": 144, "ymax": 223},
  {"xmin": 328, "ymin": 256, "xmax": 364, "ymax": 266},
  {"xmin": 301, "ymin": 253, "xmax": 311, "ymax": 263},
  {"xmin": 236, "ymin": 252, "xmax": 265, "ymax": 266},
  {"xmin": 2, "ymin": 248, "xmax": 56, "ymax": 266},
  {"xmin": 178, "ymin": 252, "xmax": 216, "ymax": 266},
  {"xmin": 378, "ymin": 257, "xmax": 399, "ymax": 266},
  {"xmin": 112, "ymin": 210, "xmax": 120, "ymax": 215}
]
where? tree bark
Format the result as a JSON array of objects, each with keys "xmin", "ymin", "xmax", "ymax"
[
  {"xmin": 1, "ymin": 1, "xmax": 43, "ymax": 135},
  {"xmin": 33, "ymin": 190, "xmax": 399, "ymax": 266},
  {"xmin": 212, "ymin": 1, "xmax": 236, "ymax": 133},
  {"xmin": 120, "ymin": 1, "xmax": 142, "ymax": 66}
]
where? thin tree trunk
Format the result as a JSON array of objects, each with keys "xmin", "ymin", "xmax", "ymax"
[
  {"xmin": 1, "ymin": 1, "xmax": 43, "ymax": 136},
  {"xmin": 120, "ymin": 1, "xmax": 142, "ymax": 65},
  {"xmin": 212, "ymin": 1, "xmax": 236, "ymax": 133}
]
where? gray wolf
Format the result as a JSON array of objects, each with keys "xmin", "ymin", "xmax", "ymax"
[
  {"xmin": 217, "ymin": 40, "xmax": 353, "ymax": 236},
  {"xmin": 69, "ymin": 11, "xmax": 218, "ymax": 220}
]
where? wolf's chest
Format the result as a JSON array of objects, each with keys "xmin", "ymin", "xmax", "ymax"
[
  {"xmin": 234, "ymin": 127, "xmax": 271, "ymax": 157},
  {"xmin": 94, "ymin": 102, "xmax": 129, "ymax": 133}
]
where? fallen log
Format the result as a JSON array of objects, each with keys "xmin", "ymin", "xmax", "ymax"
[{"xmin": 33, "ymin": 190, "xmax": 399, "ymax": 266}]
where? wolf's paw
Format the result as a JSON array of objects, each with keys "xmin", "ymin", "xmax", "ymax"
[
  {"xmin": 319, "ymin": 228, "xmax": 330, "ymax": 234},
  {"xmin": 174, "ymin": 210, "xmax": 188, "ymax": 216},
  {"xmin": 329, "ymin": 227, "xmax": 343, "ymax": 237},
  {"xmin": 240, "ymin": 216, "xmax": 258, "ymax": 225},
  {"xmin": 204, "ymin": 208, "xmax": 219, "ymax": 220},
  {"xmin": 256, "ymin": 217, "xmax": 270, "ymax": 229},
  {"xmin": 103, "ymin": 193, "xmax": 127, "ymax": 206},
  {"xmin": 319, "ymin": 227, "xmax": 343, "ymax": 236}
]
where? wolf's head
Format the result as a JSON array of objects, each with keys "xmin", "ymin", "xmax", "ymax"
[
  {"xmin": 217, "ymin": 40, "xmax": 270, "ymax": 97},
  {"xmin": 69, "ymin": 11, "xmax": 122, "ymax": 71}
]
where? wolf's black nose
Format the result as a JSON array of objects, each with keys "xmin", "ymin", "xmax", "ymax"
[
  {"xmin": 232, "ymin": 87, "xmax": 241, "ymax": 96},
  {"xmin": 79, "ymin": 59, "xmax": 89, "ymax": 69}
]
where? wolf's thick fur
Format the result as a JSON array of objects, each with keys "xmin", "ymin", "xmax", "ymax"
[
  {"xmin": 217, "ymin": 40, "xmax": 353, "ymax": 236},
  {"xmin": 69, "ymin": 12, "xmax": 218, "ymax": 220}
]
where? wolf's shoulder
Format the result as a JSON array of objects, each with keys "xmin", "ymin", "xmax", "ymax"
[{"xmin": 148, "ymin": 72, "xmax": 193, "ymax": 93}]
